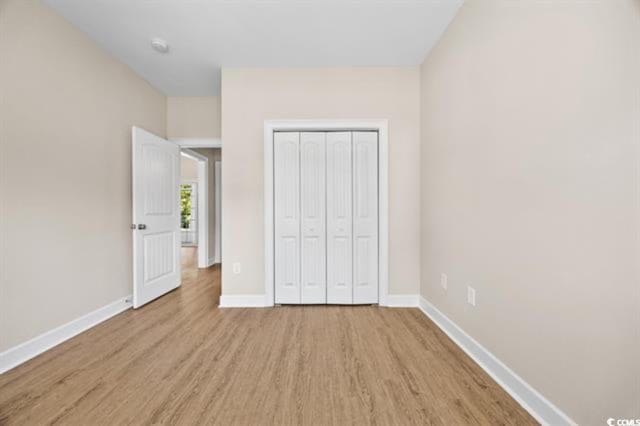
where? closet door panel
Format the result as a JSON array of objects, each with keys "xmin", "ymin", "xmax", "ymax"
[
  {"xmin": 300, "ymin": 132, "xmax": 326, "ymax": 304},
  {"xmin": 352, "ymin": 132, "xmax": 378, "ymax": 304},
  {"xmin": 326, "ymin": 132, "xmax": 353, "ymax": 304},
  {"xmin": 274, "ymin": 132, "xmax": 301, "ymax": 304}
]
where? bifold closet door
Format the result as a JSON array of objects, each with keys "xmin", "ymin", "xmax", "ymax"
[
  {"xmin": 352, "ymin": 132, "xmax": 379, "ymax": 304},
  {"xmin": 326, "ymin": 132, "xmax": 353, "ymax": 304},
  {"xmin": 300, "ymin": 132, "xmax": 327, "ymax": 303},
  {"xmin": 275, "ymin": 130, "xmax": 378, "ymax": 305},
  {"xmin": 274, "ymin": 132, "xmax": 301, "ymax": 304}
]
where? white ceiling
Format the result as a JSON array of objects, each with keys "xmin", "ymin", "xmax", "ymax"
[{"xmin": 43, "ymin": 0, "xmax": 463, "ymax": 96}]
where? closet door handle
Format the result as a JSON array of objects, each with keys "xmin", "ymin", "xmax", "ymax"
[{"xmin": 137, "ymin": 224, "xmax": 147, "ymax": 230}]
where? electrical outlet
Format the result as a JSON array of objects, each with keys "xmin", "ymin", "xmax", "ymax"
[
  {"xmin": 467, "ymin": 286, "xmax": 476, "ymax": 306},
  {"xmin": 440, "ymin": 273, "xmax": 448, "ymax": 291},
  {"xmin": 233, "ymin": 262, "xmax": 241, "ymax": 274}
]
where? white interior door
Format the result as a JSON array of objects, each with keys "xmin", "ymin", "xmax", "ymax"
[
  {"xmin": 132, "ymin": 127, "xmax": 181, "ymax": 309},
  {"xmin": 300, "ymin": 132, "xmax": 326, "ymax": 303},
  {"xmin": 352, "ymin": 132, "xmax": 379, "ymax": 304},
  {"xmin": 274, "ymin": 132, "xmax": 301, "ymax": 304},
  {"xmin": 326, "ymin": 132, "xmax": 353, "ymax": 304}
]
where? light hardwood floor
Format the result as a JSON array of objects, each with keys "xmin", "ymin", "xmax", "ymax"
[{"xmin": 0, "ymin": 247, "xmax": 536, "ymax": 425}]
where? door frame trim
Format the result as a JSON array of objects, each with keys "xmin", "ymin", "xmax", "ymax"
[
  {"xmin": 171, "ymin": 138, "xmax": 222, "ymax": 149},
  {"xmin": 264, "ymin": 119, "xmax": 389, "ymax": 307},
  {"xmin": 214, "ymin": 160, "xmax": 222, "ymax": 264}
]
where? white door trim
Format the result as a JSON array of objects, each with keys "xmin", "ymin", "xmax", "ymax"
[
  {"xmin": 181, "ymin": 148, "xmax": 210, "ymax": 268},
  {"xmin": 264, "ymin": 119, "xmax": 389, "ymax": 307},
  {"xmin": 171, "ymin": 138, "xmax": 222, "ymax": 149},
  {"xmin": 214, "ymin": 160, "xmax": 222, "ymax": 264}
]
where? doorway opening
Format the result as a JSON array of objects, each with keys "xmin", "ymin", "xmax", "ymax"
[
  {"xmin": 179, "ymin": 149, "xmax": 208, "ymax": 272},
  {"xmin": 179, "ymin": 148, "xmax": 222, "ymax": 274}
]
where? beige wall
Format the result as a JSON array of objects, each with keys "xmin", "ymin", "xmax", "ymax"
[
  {"xmin": 419, "ymin": 0, "xmax": 640, "ymax": 424},
  {"xmin": 167, "ymin": 97, "xmax": 221, "ymax": 139},
  {"xmin": 221, "ymin": 68, "xmax": 420, "ymax": 296},
  {"xmin": 193, "ymin": 148, "xmax": 222, "ymax": 262},
  {"xmin": 180, "ymin": 155, "xmax": 198, "ymax": 181},
  {"xmin": 0, "ymin": 0, "xmax": 166, "ymax": 352}
]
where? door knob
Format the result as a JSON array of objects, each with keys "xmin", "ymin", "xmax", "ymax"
[{"xmin": 137, "ymin": 224, "xmax": 147, "ymax": 230}]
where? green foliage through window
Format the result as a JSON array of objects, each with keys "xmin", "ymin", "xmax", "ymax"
[{"xmin": 180, "ymin": 185, "xmax": 192, "ymax": 229}]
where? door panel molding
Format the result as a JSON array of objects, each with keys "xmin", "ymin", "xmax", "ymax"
[
  {"xmin": 352, "ymin": 131, "xmax": 378, "ymax": 304},
  {"xmin": 300, "ymin": 132, "xmax": 327, "ymax": 304},
  {"xmin": 326, "ymin": 132, "xmax": 353, "ymax": 304},
  {"xmin": 274, "ymin": 132, "xmax": 301, "ymax": 304}
]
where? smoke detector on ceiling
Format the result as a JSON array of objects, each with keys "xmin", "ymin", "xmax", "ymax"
[{"xmin": 151, "ymin": 38, "xmax": 169, "ymax": 54}]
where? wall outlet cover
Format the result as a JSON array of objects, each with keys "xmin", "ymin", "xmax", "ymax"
[
  {"xmin": 467, "ymin": 286, "xmax": 476, "ymax": 306},
  {"xmin": 440, "ymin": 273, "xmax": 448, "ymax": 290}
]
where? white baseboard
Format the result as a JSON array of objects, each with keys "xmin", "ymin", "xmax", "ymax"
[
  {"xmin": 384, "ymin": 294, "xmax": 419, "ymax": 307},
  {"xmin": 418, "ymin": 297, "xmax": 575, "ymax": 426},
  {"xmin": 219, "ymin": 294, "xmax": 269, "ymax": 308},
  {"xmin": 0, "ymin": 295, "xmax": 132, "ymax": 375},
  {"xmin": 218, "ymin": 293, "xmax": 420, "ymax": 308},
  {"xmin": 205, "ymin": 257, "xmax": 216, "ymax": 267}
]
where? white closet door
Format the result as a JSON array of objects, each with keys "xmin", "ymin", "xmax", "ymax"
[
  {"xmin": 274, "ymin": 132, "xmax": 301, "ymax": 304},
  {"xmin": 300, "ymin": 132, "xmax": 327, "ymax": 303},
  {"xmin": 326, "ymin": 132, "xmax": 353, "ymax": 304},
  {"xmin": 352, "ymin": 132, "xmax": 379, "ymax": 304}
]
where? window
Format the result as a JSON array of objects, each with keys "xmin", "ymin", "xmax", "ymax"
[{"xmin": 180, "ymin": 184, "xmax": 197, "ymax": 245}]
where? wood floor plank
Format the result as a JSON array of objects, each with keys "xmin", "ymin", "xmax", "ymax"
[{"xmin": 0, "ymin": 247, "xmax": 537, "ymax": 425}]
